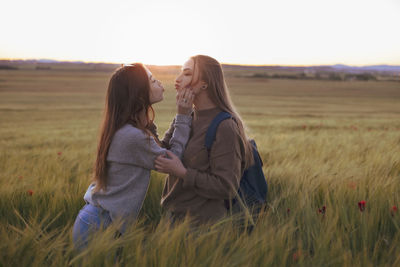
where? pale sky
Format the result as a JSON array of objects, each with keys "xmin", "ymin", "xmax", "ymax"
[{"xmin": 1, "ymin": 0, "xmax": 399, "ymax": 66}]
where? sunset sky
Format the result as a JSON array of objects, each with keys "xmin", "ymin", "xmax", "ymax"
[{"xmin": 1, "ymin": 0, "xmax": 399, "ymax": 66}]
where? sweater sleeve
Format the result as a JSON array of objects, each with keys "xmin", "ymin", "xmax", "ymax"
[
  {"xmin": 107, "ymin": 114, "xmax": 191, "ymax": 170},
  {"xmin": 181, "ymin": 119, "xmax": 244, "ymax": 200},
  {"xmin": 168, "ymin": 115, "xmax": 192, "ymax": 158},
  {"xmin": 161, "ymin": 112, "xmax": 194, "ymax": 148}
]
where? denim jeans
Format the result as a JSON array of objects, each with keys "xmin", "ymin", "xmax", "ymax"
[{"xmin": 72, "ymin": 203, "xmax": 112, "ymax": 250}]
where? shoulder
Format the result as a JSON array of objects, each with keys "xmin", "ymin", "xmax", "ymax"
[
  {"xmin": 217, "ymin": 118, "xmax": 240, "ymax": 136},
  {"xmin": 115, "ymin": 124, "xmax": 144, "ymax": 137},
  {"xmin": 113, "ymin": 124, "xmax": 149, "ymax": 144},
  {"xmin": 214, "ymin": 118, "xmax": 241, "ymax": 146},
  {"xmin": 212, "ymin": 117, "xmax": 243, "ymax": 155}
]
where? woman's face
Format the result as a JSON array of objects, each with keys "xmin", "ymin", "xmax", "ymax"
[
  {"xmin": 145, "ymin": 66, "xmax": 165, "ymax": 104},
  {"xmin": 175, "ymin": 59, "xmax": 201, "ymax": 92}
]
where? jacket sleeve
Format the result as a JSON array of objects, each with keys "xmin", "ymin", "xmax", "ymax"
[
  {"xmin": 108, "ymin": 114, "xmax": 191, "ymax": 170},
  {"xmin": 181, "ymin": 119, "xmax": 244, "ymax": 200}
]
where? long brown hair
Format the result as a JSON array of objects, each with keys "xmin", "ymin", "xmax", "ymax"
[
  {"xmin": 191, "ymin": 55, "xmax": 254, "ymax": 169},
  {"xmin": 93, "ymin": 63, "xmax": 155, "ymax": 191}
]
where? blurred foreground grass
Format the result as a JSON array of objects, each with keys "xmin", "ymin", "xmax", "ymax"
[{"xmin": 0, "ymin": 68, "xmax": 400, "ymax": 266}]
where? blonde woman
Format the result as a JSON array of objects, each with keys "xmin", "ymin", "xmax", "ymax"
[{"xmin": 155, "ymin": 55, "xmax": 254, "ymax": 225}]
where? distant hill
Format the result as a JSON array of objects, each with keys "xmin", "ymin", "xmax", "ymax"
[
  {"xmin": 0, "ymin": 59, "xmax": 120, "ymax": 71},
  {"xmin": 0, "ymin": 59, "xmax": 398, "ymax": 71},
  {"xmin": 0, "ymin": 59, "xmax": 399, "ymax": 81},
  {"xmin": 223, "ymin": 64, "xmax": 400, "ymax": 74},
  {"xmin": 331, "ymin": 64, "xmax": 400, "ymax": 73}
]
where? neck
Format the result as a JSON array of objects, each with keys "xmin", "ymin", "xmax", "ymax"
[{"xmin": 193, "ymin": 91, "xmax": 217, "ymax": 111}]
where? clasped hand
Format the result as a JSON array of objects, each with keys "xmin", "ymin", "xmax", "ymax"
[{"xmin": 155, "ymin": 151, "xmax": 187, "ymax": 178}]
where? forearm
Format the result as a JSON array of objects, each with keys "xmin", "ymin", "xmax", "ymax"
[{"xmin": 168, "ymin": 114, "xmax": 191, "ymax": 158}]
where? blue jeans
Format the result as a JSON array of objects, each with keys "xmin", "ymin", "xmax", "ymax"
[{"xmin": 72, "ymin": 203, "xmax": 112, "ymax": 250}]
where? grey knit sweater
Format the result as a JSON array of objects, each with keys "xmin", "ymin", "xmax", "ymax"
[{"xmin": 83, "ymin": 114, "xmax": 191, "ymax": 228}]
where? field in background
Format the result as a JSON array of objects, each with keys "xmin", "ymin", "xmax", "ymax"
[{"xmin": 0, "ymin": 66, "xmax": 400, "ymax": 266}]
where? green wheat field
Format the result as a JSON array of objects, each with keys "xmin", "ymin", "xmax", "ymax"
[{"xmin": 0, "ymin": 66, "xmax": 399, "ymax": 266}]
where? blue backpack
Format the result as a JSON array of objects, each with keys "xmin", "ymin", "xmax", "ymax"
[{"xmin": 205, "ymin": 112, "xmax": 268, "ymax": 211}]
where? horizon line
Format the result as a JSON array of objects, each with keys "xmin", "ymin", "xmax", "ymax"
[{"xmin": 1, "ymin": 57, "xmax": 400, "ymax": 68}]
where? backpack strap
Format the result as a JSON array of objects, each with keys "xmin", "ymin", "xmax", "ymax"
[{"xmin": 205, "ymin": 111, "xmax": 233, "ymax": 150}]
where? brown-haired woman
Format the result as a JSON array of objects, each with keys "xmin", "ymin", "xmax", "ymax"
[
  {"xmin": 155, "ymin": 55, "xmax": 254, "ymax": 225},
  {"xmin": 72, "ymin": 63, "xmax": 194, "ymax": 249}
]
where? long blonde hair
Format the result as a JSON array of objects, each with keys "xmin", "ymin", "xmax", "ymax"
[{"xmin": 191, "ymin": 55, "xmax": 254, "ymax": 168}]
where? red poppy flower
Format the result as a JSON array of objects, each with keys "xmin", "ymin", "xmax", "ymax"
[
  {"xmin": 57, "ymin": 152, "xmax": 62, "ymax": 156},
  {"xmin": 318, "ymin": 206, "xmax": 326, "ymax": 215},
  {"xmin": 358, "ymin": 200, "xmax": 366, "ymax": 212},
  {"xmin": 293, "ymin": 251, "xmax": 301, "ymax": 261},
  {"xmin": 302, "ymin": 125, "xmax": 307, "ymax": 129},
  {"xmin": 391, "ymin": 206, "xmax": 398, "ymax": 216},
  {"xmin": 18, "ymin": 176, "xmax": 23, "ymax": 180},
  {"xmin": 287, "ymin": 208, "xmax": 291, "ymax": 214},
  {"xmin": 27, "ymin": 190, "xmax": 33, "ymax": 196}
]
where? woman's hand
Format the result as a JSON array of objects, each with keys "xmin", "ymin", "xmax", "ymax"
[
  {"xmin": 176, "ymin": 88, "xmax": 194, "ymax": 115},
  {"xmin": 155, "ymin": 151, "xmax": 187, "ymax": 178}
]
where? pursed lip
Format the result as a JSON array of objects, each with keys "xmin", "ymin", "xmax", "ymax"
[{"xmin": 174, "ymin": 83, "xmax": 180, "ymax": 89}]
